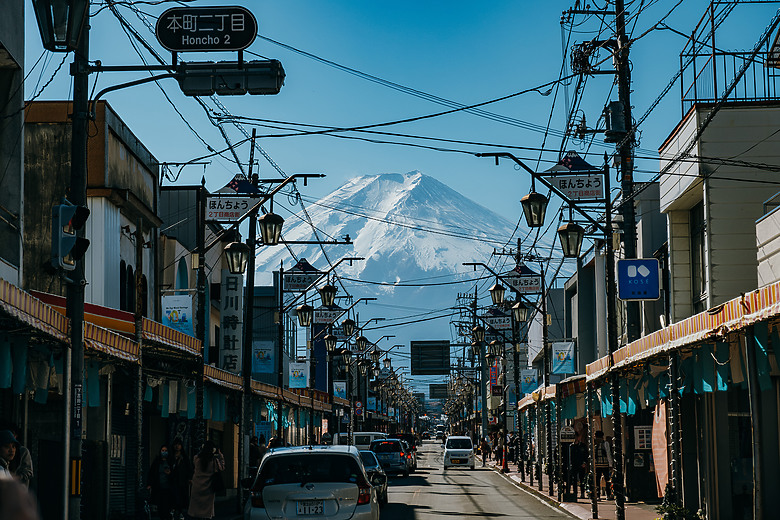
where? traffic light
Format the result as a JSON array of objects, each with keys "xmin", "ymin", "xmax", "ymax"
[
  {"xmin": 51, "ymin": 199, "xmax": 90, "ymax": 271},
  {"xmin": 176, "ymin": 60, "xmax": 285, "ymax": 96}
]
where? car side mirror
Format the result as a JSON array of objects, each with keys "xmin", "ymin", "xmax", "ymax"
[
  {"xmin": 241, "ymin": 477, "xmax": 254, "ymax": 490},
  {"xmin": 371, "ymin": 474, "xmax": 386, "ymax": 486}
]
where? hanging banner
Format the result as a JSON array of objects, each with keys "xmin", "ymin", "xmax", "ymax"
[
  {"xmin": 521, "ymin": 369, "xmax": 538, "ymax": 395},
  {"xmin": 333, "ymin": 381, "xmax": 347, "ymax": 400},
  {"xmin": 162, "ymin": 295, "xmax": 194, "ymax": 336},
  {"xmin": 551, "ymin": 341, "xmax": 575, "ymax": 375},
  {"xmin": 652, "ymin": 401, "xmax": 670, "ymax": 496},
  {"xmin": 252, "ymin": 340, "xmax": 274, "ymax": 374},
  {"xmin": 367, "ymin": 397, "xmax": 377, "ymax": 411},
  {"xmin": 289, "ymin": 362, "xmax": 308, "ymax": 389},
  {"xmin": 220, "ymin": 269, "xmax": 243, "ymax": 374}
]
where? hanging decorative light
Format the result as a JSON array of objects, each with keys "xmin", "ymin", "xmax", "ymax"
[
  {"xmin": 370, "ymin": 348, "xmax": 381, "ymax": 364},
  {"xmin": 557, "ymin": 222, "xmax": 586, "ymax": 258},
  {"xmin": 472, "ymin": 325, "xmax": 485, "ymax": 343},
  {"xmin": 521, "ymin": 191, "xmax": 549, "ymax": 228},
  {"xmin": 31, "ymin": 0, "xmax": 89, "ymax": 52},
  {"xmin": 324, "ymin": 334, "xmax": 337, "ymax": 353},
  {"xmin": 356, "ymin": 335, "xmax": 369, "ymax": 352},
  {"xmin": 258, "ymin": 212, "xmax": 284, "ymax": 246},
  {"xmin": 489, "ymin": 282, "xmax": 506, "ymax": 306},
  {"xmin": 318, "ymin": 283, "xmax": 337, "ymax": 307},
  {"xmin": 512, "ymin": 301, "xmax": 529, "ymax": 323},
  {"xmin": 383, "ymin": 358, "xmax": 391, "ymax": 369},
  {"xmin": 341, "ymin": 318, "xmax": 355, "ymax": 337},
  {"xmin": 224, "ymin": 241, "xmax": 250, "ymax": 275},
  {"xmin": 296, "ymin": 303, "xmax": 314, "ymax": 328}
]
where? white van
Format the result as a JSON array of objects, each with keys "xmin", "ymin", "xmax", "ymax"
[{"xmin": 334, "ymin": 431, "xmax": 387, "ymax": 450}]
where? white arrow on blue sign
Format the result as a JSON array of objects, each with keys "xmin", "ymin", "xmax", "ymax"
[{"xmin": 617, "ymin": 259, "xmax": 661, "ymax": 301}]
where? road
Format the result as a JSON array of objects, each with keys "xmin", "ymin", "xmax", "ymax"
[{"xmin": 379, "ymin": 440, "xmax": 571, "ymax": 519}]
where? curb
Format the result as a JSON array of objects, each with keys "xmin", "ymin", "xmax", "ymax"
[{"xmin": 488, "ymin": 464, "xmax": 581, "ymax": 520}]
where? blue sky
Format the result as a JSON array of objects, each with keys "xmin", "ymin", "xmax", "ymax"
[
  {"xmin": 23, "ymin": 1, "xmax": 779, "ymax": 394},
  {"xmin": 25, "ymin": 0, "xmax": 777, "ymax": 225}
]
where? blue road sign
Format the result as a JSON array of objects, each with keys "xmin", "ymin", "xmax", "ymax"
[{"xmin": 617, "ymin": 259, "xmax": 660, "ymax": 301}]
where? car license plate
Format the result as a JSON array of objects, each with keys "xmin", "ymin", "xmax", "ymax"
[
  {"xmin": 452, "ymin": 459, "xmax": 464, "ymax": 464},
  {"xmin": 296, "ymin": 500, "xmax": 323, "ymax": 515}
]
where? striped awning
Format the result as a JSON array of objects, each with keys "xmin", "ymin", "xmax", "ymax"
[
  {"xmin": 251, "ymin": 380, "xmax": 279, "ymax": 400},
  {"xmin": 204, "ymin": 365, "xmax": 242, "ymax": 392},
  {"xmin": 332, "ymin": 396, "xmax": 350, "ymax": 408},
  {"xmin": 518, "ymin": 394, "xmax": 535, "ymax": 411},
  {"xmin": 84, "ymin": 322, "xmax": 139, "ymax": 364},
  {"xmin": 587, "ymin": 279, "xmax": 780, "ymax": 381},
  {"xmin": 142, "ymin": 318, "xmax": 202, "ymax": 357},
  {"xmin": 0, "ymin": 280, "xmax": 69, "ymax": 342},
  {"xmin": 557, "ymin": 375, "xmax": 587, "ymax": 398}
]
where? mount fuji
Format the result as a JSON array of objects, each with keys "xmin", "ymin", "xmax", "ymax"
[{"xmin": 253, "ymin": 171, "xmax": 546, "ymax": 391}]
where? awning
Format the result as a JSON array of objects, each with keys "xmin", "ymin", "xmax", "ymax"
[
  {"xmin": 1, "ymin": 280, "xmax": 68, "ymax": 343},
  {"xmin": 332, "ymin": 396, "xmax": 350, "ymax": 408},
  {"xmin": 251, "ymin": 380, "xmax": 279, "ymax": 400},
  {"xmin": 204, "ymin": 365, "xmax": 242, "ymax": 392},
  {"xmin": 587, "ymin": 279, "xmax": 780, "ymax": 381},
  {"xmin": 84, "ymin": 321, "xmax": 139, "ymax": 364},
  {"xmin": 518, "ymin": 394, "xmax": 535, "ymax": 411},
  {"xmin": 557, "ymin": 374, "xmax": 586, "ymax": 397},
  {"xmin": 142, "ymin": 318, "xmax": 202, "ymax": 358}
]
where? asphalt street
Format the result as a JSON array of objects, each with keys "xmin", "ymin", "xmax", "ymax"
[{"xmin": 379, "ymin": 441, "xmax": 572, "ymax": 519}]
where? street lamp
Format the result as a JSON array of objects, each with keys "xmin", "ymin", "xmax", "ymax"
[
  {"xmin": 512, "ymin": 301, "xmax": 529, "ymax": 323},
  {"xmin": 355, "ymin": 335, "xmax": 369, "ymax": 352},
  {"xmin": 31, "ymin": 0, "xmax": 89, "ymax": 52},
  {"xmin": 520, "ymin": 191, "xmax": 549, "ymax": 228},
  {"xmin": 324, "ymin": 334, "xmax": 338, "ymax": 353},
  {"xmin": 472, "ymin": 325, "xmax": 485, "ymax": 343},
  {"xmin": 383, "ymin": 358, "xmax": 392, "ymax": 369},
  {"xmin": 258, "ymin": 212, "xmax": 284, "ymax": 246},
  {"xmin": 342, "ymin": 318, "xmax": 355, "ymax": 337},
  {"xmin": 370, "ymin": 348, "xmax": 381, "ymax": 364},
  {"xmin": 319, "ymin": 283, "xmax": 338, "ymax": 307},
  {"xmin": 296, "ymin": 303, "xmax": 314, "ymax": 328},
  {"xmin": 557, "ymin": 222, "xmax": 586, "ymax": 258},
  {"xmin": 224, "ymin": 241, "xmax": 251, "ymax": 275},
  {"xmin": 489, "ymin": 283, "xmax": 506, "ymax": 306}
]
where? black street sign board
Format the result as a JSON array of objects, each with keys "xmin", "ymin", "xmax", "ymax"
[
  {"xmin": 156, "ymin": 6, "xmax": 258, "ymax": 52},
  {"xmin": 411, "ymin": 340, "xmax": 450, "ymax": 375}
]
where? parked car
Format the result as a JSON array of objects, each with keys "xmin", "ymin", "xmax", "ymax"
[
  {"xmin": 243, "ymin": 445, "xmax": 380, "ymax": 520},
  {"xmin": 421, "ymin": 431, "xmax": 431, "ymax": 440},
  {"xmin": 442, "ymin": 436, "xmax": 475, "ymax": 470},
  {"xmin": 359, "ymin": 450, "xmax": 388, "ymax": 506},
  {"xmin": 397, "ymin": 433, "xmax": 420, "ymax": 448},
  {"xmin": 399, "ymin": 440, "xmax": 416, "ymax": 472},
  {"xmin": 369, "ymin": 438, "xmax": 409, "ymax": 477}
]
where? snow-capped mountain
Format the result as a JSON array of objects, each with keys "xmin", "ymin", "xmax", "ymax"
[
  {"xmin": 256, "ymin": 171, "xmax": 519, "ymax": 286},
  {"xmin": 254, "ymin": 171, "xmax": 550, "ymax": 391}
]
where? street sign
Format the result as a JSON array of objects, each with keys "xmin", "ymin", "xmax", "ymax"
[
  {"xmin": 205, "ymin": 195, "xmax": 256, "ymax": 222},
  {"xmin": 284, "ymin": 272, "xmax": 321, "ymax": 292},
  {"xmin": 560, "ymin": 426, "xmax": 576, "ymax": 443},
  {"xmin": 485, "ymin": 314, "xmax": 511, "ymax": 330},
  {"xmin": 355, "ymin": 408, "xmax": 363, "ymax": 416},
  {"xmin": 504, "ymin": 264, "xmax": 542, "ymax": 294},
  {"xmin": 548, "ymin": 173, "xmax": 604, "ymax": 201},
  {"xmin": 617, "ymin": 258, "xmax": 661, "ymax": 301},
  {"xmin": 355, "ymin": 401, "xmax": 363, "ymax": 409},
  {"xmin": 156, "ymin": 6, "xmax": 258, "ymax": 53},
  {"xmin": 314, "ymin": 306, "xmax": 343, "ymax": 324}
]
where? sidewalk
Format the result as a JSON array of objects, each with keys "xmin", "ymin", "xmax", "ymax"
[
  {"xmin": 485, "ymin": 460, "xmax": 659, "ymax": 520},
  {"xmin": 214, "ymin": 491, "xmax": 244, "ymax": 520}
]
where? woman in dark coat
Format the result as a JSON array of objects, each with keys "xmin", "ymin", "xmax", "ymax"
[
  {"xmin": 187, "ymin": 440, "xmax": 225, "ymax": 520},
  {"xmin": 170, "ymin": 438, "xmax": 192, "ymax": 519},
  {"xmin": 147, "ymin": 444, "xmax": 174, "ymax": 520}
]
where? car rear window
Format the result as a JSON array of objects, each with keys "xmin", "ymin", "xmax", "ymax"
[
  {"xmin": 360, "ymin": 451, "xmax": 378, "ymax": 466},
  {"xmin": 370, "ymin": 440, "xmax": 402, "ymax": 453},
  {"xmin": 446, "ymin": 438, "xmax": 473, "ymax": 450},
  {"xmin": 354, "ymin": 435, "xmax": 374, "ymax": 446},
  {"xmin": 258, "ymin": 454, "xmax": 363, "ymax": 486}
]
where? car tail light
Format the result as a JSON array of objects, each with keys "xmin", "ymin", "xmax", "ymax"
[
  {"xmin": 407, "ymin": 453, "xmax": 412, "ymax": 459},
  {"xmin": 357, "ymin": 477, "xmax": 372, "ymax": 505},
  {"xmin": 399, "ymin": 451, "xmax": 404, "ymax": 459}
]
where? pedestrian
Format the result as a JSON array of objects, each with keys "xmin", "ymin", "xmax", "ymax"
[
  {"xmin": 480, "ymin": 437, "xmax": 490, "ymax": 466},
  {"xmin": 6, "ymin": 427, "xmax": 32, "ymax": 487},
  {"xmin": 0, "ymin": 476, "xmax": 40, "ymax": 520},
  {"xmin": 147, "ymin": 444, "xmax": 174, "ymax": 520},
  {"xmin": 568, "ymin": 434, "xmax": 588, "ymax": 498},
  {"xmin": 170, "ymin": 438, "xmax": 192, "ymax": 520},
  {"xmin": 249, "ymin": 435, "xmax": 265, "ymax": 470},
  {"xmin": 187, "ymin": 440, "xmax": 225, "ymax": 520},
  {"xmin": 0, "ymin": 430, "xmax": 18, "ymax": 479},
  {"xmin": 593, "ymin": 431, "xmax": 613, "ymax": 500},
  {"xmin": 267, "ymin": 436, "xmax": 284, "ymax": 449}
]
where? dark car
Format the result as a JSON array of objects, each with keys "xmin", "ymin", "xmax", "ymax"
[
  {"xmin": 369, "ymin": 439, "xmax": 409, "ymax": 477},
  {"xmin": 360, "ymin": 450, "xmax": 388, "ymax": 506},
  {"xmin": 397, "ymin": 433, "xmax": 419, "ymax": 448}
]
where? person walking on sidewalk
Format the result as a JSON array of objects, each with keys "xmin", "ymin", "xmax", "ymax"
[
  {"xmin": 480, "ymin": 437, "xmax": 490, "ymax": 467},
  {"xmin": 188, "ymin": 441, "xmax": 225, "ymax": 520},
  {"xmin": 593, "ymin": 431, "xmax": 613, "ymax": 500},
  {"xmin": 568, "ymin": 434, "xmax": 588, "ymax": 498}
]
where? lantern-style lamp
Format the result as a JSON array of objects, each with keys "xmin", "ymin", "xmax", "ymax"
[
  {"xmin": 319, "ymin": 284, "xmax": 337, "ymax": 307},
  {"xmin": 557, "ymin": 222, "xmax": 586, "ymax": 258},
  {"xmin": 383, "ymin": 358, "xmax": 391, "ymax": 369},
  {"xmin": 257, "ymin": 212, "xmax": 284, "ymax": 246},
  {"xmin": 342, "ymin": 349, "xmax": 353, "ymax": 364},
  {"xmin": 32, "ymin": 0, "xmax": 89, "ymax": 52},
  {"xmin": 521, "ymin": 191, "xmax": 549, "ymax": 228},
  {"xmin": 472, "ymin": 325, "xmax": 485, "ymax": 344},
  {"xmin": 224, "ymin": 241, "xmax": 250, "ymax": 275},
  {"xmin": 356, "ymin": 335, "xmax": 369, "ymax": 352},
  {"xmin": 296, "ymin": 303, "xmax": 314, "ymax": 328},
  {"xmin": 512, "ymin": 301, "xmax": 529, "ymax": 323},
  {"xmin": 370, "ymin": 348, "xmax": 381, "ymax": 364},
  {"xmin": 342, "ymin": 318, "xmax": 355, "ymax": 337},
  {"xmin": 489, "ymin": 283, "xmax": 506, "ymax": 306},
  {"xmin": 324, "ymin": 334, "xmax": 337, "ymax": 353}
]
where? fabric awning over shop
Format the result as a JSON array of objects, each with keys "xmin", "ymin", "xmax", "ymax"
[
  {"xmin": 557, "ymin": 375, "xmax": 586, "ymax": 397},
  {"xmin": 84, "ymin": 322, "xmax": 139, "ymax": 364},
  {"xmin": 587, "ymin": 279, "xmax": 780, "ymax": 381},
  {"xmin": 1, "ymin": 280, "xmax": 68, "ymax": 343},
  {"xmin": 142, "ymin": 318, "xmax": 202, "ymax": 357},
  {"xmin": 204, "ymin": 365, "xmax": 242, "ymax": 391},
  {"xmin": 518, "ymin": 394, "xmax": 534, "ymax": 411},
  {"xmin": 251, "ymin": 380, "xmax": 278, "ymax": 400},
  {"xmin": 332, "ymin": 396, "xmax": 350, "ymax": 408}
]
